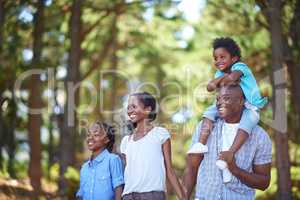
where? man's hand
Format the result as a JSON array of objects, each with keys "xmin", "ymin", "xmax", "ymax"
[{"xmin": 219, "ymin": 151, "xmax": 237, "ymax": 172}]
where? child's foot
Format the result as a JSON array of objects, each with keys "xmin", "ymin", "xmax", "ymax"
[
  {"xmin": 216, "ymin": 160, "xmax": 232, "ymax": 183},
  {"xmin": 187, "ymin": 142, "xmax": 208, "ymax": 154}
]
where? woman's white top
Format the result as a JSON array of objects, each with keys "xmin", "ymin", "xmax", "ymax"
[{"xmin": 120, "ymin": 127, "xmax": 171, "ymax": 196}]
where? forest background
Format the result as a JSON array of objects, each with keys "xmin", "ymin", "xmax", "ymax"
[{"xmin": 0, "ymin": 0, "xmax": 299, "ymax": 199}]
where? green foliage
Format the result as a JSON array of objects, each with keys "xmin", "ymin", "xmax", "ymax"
[
  {"xmin": 0, "ymin": 0, "xmax": 299, "ymax": 199},
  {"xmin": 64, "ymin": 166, "xmax": 80, "ymax": 199},
  {"xmin": 49, "ymin": 163, "xmax": 59, "ymax": 182},
  {"xmin": 256, "ymin": 167, "xmax": 300, "ymax": 200}
]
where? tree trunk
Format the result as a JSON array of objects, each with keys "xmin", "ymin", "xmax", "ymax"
[
  {"xmin": 0, "ymin": 106, "xmax": 5, "ymax": 170},
  {"xmin": 267, "ymin": 0, "xmax": 292, "ymax": 199},
  {"xmin": 285, "ymin": 0, "xmax": 300, "ymax": 143},
  {"xmin": 0, "ymin": 0, "xmax": 4, "ymax": 55},
  {"xmin": 109, "ymin": 16, "xmax": 118, "ymax": 122},
  {"xmin": 0, "ymin": 0, "xmax": 5, "ymax": 170},
  {"xmin": 59, "ymin": 0, "xmax": 82, "ymax": 193},
  {"xmin": 7, "ymin": 97, "xmax": 16, "ymax": 178},
  {"xmin": 28, "ymin": 0, "xmax": 44, "ymax": 192},
  {"xmin": 47, "ymin": 67, "xmax": 58, "ymax": 179}
]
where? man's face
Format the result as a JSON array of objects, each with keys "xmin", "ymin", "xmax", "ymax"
[{"xmin": 216, "ymin": 87, "xmax": 244, "ymax": 120}]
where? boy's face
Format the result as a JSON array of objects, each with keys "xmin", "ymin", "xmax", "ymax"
[
  {"xmin": 213, "ymin": 47, "xmax": 238, "ymax": 72},
  {"xmin": 86, "ymin": 123, "xmax": 109, "ymax": 152}
]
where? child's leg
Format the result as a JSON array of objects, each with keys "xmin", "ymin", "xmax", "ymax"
[
  {"xmin": 229, "ymin": 108, "xmax": 260, "ymax": 153},
  {"xmin": 203, "ymin": 103, "xmax": 218, "ymax": 122},
  {"xmin": 199, "ymin": 104, "xmax": 218, "ymax": 144},
  {"xmin": 187, "ymin": 104, "xmax": 217, "ymax": 154},
  {"xmin": 199, "ymin": 118, "xmax": 214, "ymax": 144}
]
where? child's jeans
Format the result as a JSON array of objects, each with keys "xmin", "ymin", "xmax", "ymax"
[{"xmin": 203, "ymin": 101, "xmax": 260, "ymax": 135}]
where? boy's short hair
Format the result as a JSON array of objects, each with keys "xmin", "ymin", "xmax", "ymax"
[{"xmin": 213, "ymin": 37, "xmax": 241, "ymax": 59}]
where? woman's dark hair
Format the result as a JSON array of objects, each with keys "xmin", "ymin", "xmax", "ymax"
[
  {"xmin": 213, "ymin": 37, "xmax": 241, "ymax": 60},
  {"xmin": 131, "ymin": 92, "xmax": 157, "ymax": 121},
  {"xmin": 127, "ymin": 92, "xmax": 157, "ymax": 131},
  {"xmin": 95, "ymin": 121, "xmax": 115, "ymax": 152}
]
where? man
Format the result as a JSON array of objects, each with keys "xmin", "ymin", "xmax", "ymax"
[{"xmin": 184, "ymin": 85, "xmax": 272, "ymax": 200}]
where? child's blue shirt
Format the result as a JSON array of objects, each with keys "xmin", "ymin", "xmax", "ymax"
[
  {"xmin": 76, "ymin": 149, "xmax": 124, "ymax": 200},
  {"xmin": 215, "ymin": 62, "xmax": 267, "ymax": 109}
]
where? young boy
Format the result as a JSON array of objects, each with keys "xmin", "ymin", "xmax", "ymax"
[
  {"xmin": 77, "ymin": 121, "xmax": 124, "ymax": 200},
  {"xmin": 188, "ymin": 37, "xmax": 267, "ymax": 182}
]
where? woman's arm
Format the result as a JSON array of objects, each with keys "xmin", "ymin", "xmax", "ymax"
[{"xmin": 162, "ymin": 139, "xmax": 185, "ymax": 200}]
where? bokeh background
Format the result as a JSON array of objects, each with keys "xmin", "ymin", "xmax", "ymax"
[{"xmin": 0, "ymin": 0, "xmax": 299, "ymax": 199}]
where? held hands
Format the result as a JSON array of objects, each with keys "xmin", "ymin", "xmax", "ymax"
[
  {"xmin": 179, "ymin": 193, "xmax": 188, "ymax": 200},
  {"xmin": 218, "ymin": 151, "xmax": 238, "ymax": 172},
  {"xmin": 179, "ymin": 181, "xmax": 188, "ymax": 200}
]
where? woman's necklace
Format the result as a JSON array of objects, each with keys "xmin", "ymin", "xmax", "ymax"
[{"xmin": 133, "ymin": 125, "xmax": 153, "ymax": 141}]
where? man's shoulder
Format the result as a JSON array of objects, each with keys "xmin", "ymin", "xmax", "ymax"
[{"xmin": 251, "ymin": 125, "xmax": 272, "ymax": 144}]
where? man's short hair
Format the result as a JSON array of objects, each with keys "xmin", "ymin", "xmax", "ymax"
[{"xmin": 219, "ymin": 84, "xmax": 245, "ymax": 99}]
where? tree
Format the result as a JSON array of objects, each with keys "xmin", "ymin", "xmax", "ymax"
[
  {"xmin": 59, "ymin": 0, "xmax": 82, "ymax": 192},
  {"xmin": 0, "ymin": 0, "xmax": 19, "ymax": 178},
  {"xmin": 265, "ymin": 0, "xmax": 292, "ymax": 199},
  {"xmin": 28, "ymin": 0, "xmax": 45, "ymax": 192},
  {"xmin": 0, "ymin": 0, "xmax": 6, "ymax": 171}
]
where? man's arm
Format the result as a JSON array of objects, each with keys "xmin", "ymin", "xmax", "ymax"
[
  {"xmin": 183, "ymin": 154, "xmax": 203, "ymax": 199},
  {"xmin": 220, "ymin": 151, "xmax": 271, "ymax": 190}
]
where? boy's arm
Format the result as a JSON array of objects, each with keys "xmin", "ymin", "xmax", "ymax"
[
  {"xmin": 220, "ymin": 70, "xmax": 243, "ymax": 86},
  {"xmin": 110, "ymin": 156, "xmax": 125, "ymax": 200},
  {"xmin": 114, "ymin": 185, "xmax": 123, "ymax": 200},
  {"xmin": 207, "ymin": 75, "xmax": 227, "ymax": 92}
]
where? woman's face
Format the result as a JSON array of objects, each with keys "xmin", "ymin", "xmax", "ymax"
[
  {"xmin": 127, "ymin": 96, "xmax": 151, "ymax": 123},
  {"xmin": 86, "ymin": 123, "xmax": 109, "ymax": 152}
]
